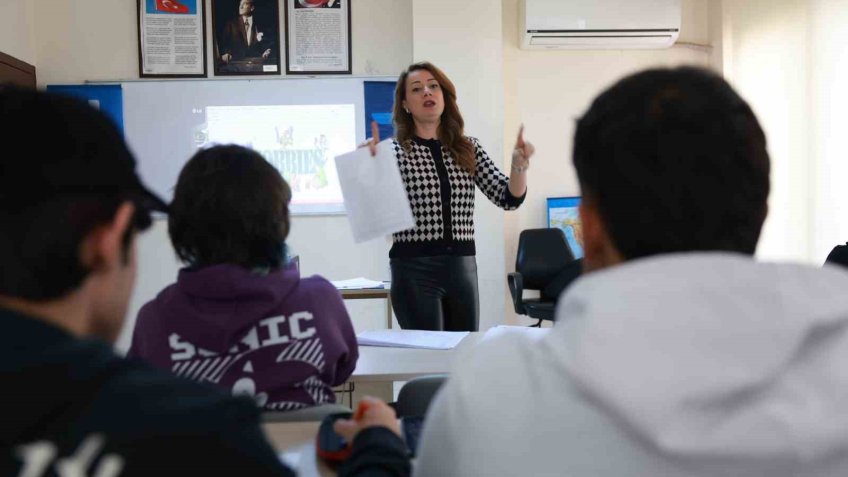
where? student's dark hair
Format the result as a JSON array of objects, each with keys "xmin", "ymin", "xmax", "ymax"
[
  {"xmin": 0, "ymin": 86, "xmax": 156, "ymax": 300},
  {"xmin": 169, "ymin": 145, "xmax": 292, "ymax": 269},
  {"xmin": 0, "ymin": 198, "xmax": 147, "ymax": 300},
  {"xmin": 573, "ymin": 67, "xmax": 770, "ymax": 259}
]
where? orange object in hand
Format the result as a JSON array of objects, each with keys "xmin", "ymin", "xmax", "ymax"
[{"xmin": 353, "ymin": 400, "xmax": 370, "ymax": 421}]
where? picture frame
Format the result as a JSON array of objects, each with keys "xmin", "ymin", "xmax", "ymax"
[
  {"xmin": 138, "ymin": 0, "xmax": 208, "ymax": 78},
  {"xmin": 211, "ymin": 0, "xmax": 282, "ymax": 76},
  {"xmin": 284, "ymin": 0, "xmax": 352, "ymax": 75}
]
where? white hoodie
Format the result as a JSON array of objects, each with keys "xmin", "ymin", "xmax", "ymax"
[{"xmin": 416, "ymin": 253, "xmax": 848, "ymax": 477}]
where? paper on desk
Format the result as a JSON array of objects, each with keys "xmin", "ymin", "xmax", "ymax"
[
  {"xmin": 331, "ymin": 277, "xmax": 385, "ymax": 289},
  {"xmin": 481, "ymin": 325, "xmax": 551, "ymax": 343},
  {"xmin": 357, "ymin": 330, "xmax": 469, "ymax": 350},
  {"xmin": 335, "ymin": 139, "xmax": 414, "ymax": 243}
]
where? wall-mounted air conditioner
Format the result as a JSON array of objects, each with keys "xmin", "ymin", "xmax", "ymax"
[{"xmin": 521, "ymin": 0, "xmax": 681, "ymax": 50}]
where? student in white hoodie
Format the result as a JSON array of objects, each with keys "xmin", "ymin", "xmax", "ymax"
[{"xmin": 413, "ymin": 67, "xmax": 848, "ymax": 476}]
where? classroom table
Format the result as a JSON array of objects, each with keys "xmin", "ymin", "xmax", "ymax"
[
  {"xmin": 338, "ymin": 331, "xmax": 482, "ymax": 404},
  {"xmin": 351, "ymin": 331, "xmax": 483, "ymax": 382},
  {"xmin": 339, "ymin": 284, "xmax": 392, "ymax": 329},
  {"xmin": 266, "ymin": 331, "xmax": 484, "ymax": 474}
]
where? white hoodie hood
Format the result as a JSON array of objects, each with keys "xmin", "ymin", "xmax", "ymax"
[{"xmin": 557, "ymin": 253, "xmax": 848, "ymax": 463}]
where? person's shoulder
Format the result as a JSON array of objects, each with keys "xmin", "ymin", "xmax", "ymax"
[
  {"xmin": 136, "ymin": 282, "xmax": 178, "ymax": 318},
  {"xmin": 458, "ymin": 333, "xmax": 533, "ymax": 373},
  {"xmin": 13, "ymin": 337, "xmax": 261, "ymax": 434},
  {"xmin": 446, "ymin": 334, "xmax": 536, "ymax": 401},
  {"xmin": 92, "ymin": 361, "xmax": 291, "ymax": 475},
  {"xmin": 464, "ymin": 136, "xmax": 482, "ymax": 147},
  {"xmin": 425, "ymin": 335, "xmax": 539, "ymax": 454},
  {"xmin": 292, "ymin": 274, "xmax": 349, "ymax": 310},
  {"xmin": 4, "ymin": 332, "xmax": 286, "ymax": 473},
  {"xmin": 92, "ymin": 357, "xmax": 261, "ymax": 432},
  {"xmin": 298, "ymin": 274, "xmax": 341, "ymax": 296},
  {"xmin": 390, "ymin": 138, "xmax": 407, "ymax": 154},
  {"xmin": 464, "ymin": 136, "xmax": 488, "ymax": 156}
]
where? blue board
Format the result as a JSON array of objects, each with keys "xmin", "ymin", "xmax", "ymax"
[
  {"xmin": 46, "ymin": 84, "xmax": 124, "ymax": 135},
  {"xmin": 364, "ymin": 81, "xmax": 395, "ymax": 140}
]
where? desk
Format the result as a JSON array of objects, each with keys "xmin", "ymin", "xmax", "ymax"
[
  {"xmin": 341, "ymin": 332, "xmax": 482, "ymax": 405},
  {"xmin": 339, "ymin": 285, "xmax": 392, "ymax": 328},
  {"xmin": 267, "ymin": 333, "xmax": 484, "ymax": 475},
  {"xmin": 351, "ymin": 332, "xmax": 482, "ymax": 382}
]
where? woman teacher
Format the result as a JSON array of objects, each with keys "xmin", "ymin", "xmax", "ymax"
[{"xmin": 365, "ymin": 61, "xmax": 533, "ymax": 331}]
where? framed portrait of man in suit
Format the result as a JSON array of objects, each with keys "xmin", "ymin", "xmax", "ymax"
[{"xmin": 212, "ymin": 0, "xmax": 281, "ymax": 75}]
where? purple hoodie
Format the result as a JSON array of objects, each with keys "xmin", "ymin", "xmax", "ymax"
[{"xmin": 128, "ymin": 264, "xmax": 358, "ymax": 412}]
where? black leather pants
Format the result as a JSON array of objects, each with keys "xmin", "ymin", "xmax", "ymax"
[{"xmin": 390, "ymin": 255, "xmax": 479, "ymax": 331}]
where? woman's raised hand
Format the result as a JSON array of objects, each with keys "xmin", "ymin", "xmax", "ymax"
[
  {"xmin": 357, "ymin": 120, "xmax": 381, "ymax": 157},
  {"xmin": 512, "ymin": 124, "xmax": 534, "ymax": 172}
]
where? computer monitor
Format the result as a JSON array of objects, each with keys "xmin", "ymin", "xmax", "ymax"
[{"xmin": 547, "ymin": 197, "xmax": 584, "ymax": 259}]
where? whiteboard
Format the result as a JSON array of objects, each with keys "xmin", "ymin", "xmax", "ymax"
[{"xmin": 121, "ymin": 77, "xmax": 395, "ymax": 214}]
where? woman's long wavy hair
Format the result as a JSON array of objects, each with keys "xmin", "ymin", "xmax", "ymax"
[{"xmin": 393, "ymin": 62, "xmax": 476, "ymax": 175}]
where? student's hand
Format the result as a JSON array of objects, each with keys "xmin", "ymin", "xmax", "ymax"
[
  {"xmin": 262, "ymin": 49, "xmax": 271, "ymax": 59},
  {"xmin": 511, "ymin": 124, "xmax": 534, "ymax": 172},
  {"xmin": 221, "ymin": 53, "xmax": 232, "ymax": 63},
  {"xmin": 333, "ymin": 396, "xmax": 401, "ymax": 442},
  {"xmin": 356, "ymin": 121, "xmax": 381, "ymax": 157}
]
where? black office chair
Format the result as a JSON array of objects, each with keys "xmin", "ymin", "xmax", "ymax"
[
  {"xmin": 825, "ymin": 243, "xmax": 848, "ymax": 268},
  {"xmin": 507, "ymin": 228, "xmax": 577, "ymax": 327},
  {"xmin": 395, "ymin": 375, "xmax": 448, "ymax": 418}
]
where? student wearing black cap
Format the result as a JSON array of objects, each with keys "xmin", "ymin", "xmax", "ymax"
[{"xmin": 0, "ymin": 87, "xmax": 409, "ymax": 477}]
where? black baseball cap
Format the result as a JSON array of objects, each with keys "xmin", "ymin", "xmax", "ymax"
[{"xmin": 0, "ymin": 85, "xmax": 168, "ymax": 217}]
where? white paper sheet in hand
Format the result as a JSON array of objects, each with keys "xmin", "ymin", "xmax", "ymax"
[{"xmin": 335, "ymin": 139, "xmax": 414, "ymax": 243}]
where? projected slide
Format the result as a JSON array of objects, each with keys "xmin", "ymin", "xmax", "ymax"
[
  {"xmin": 202, "ymin": 104, "xmax": 356, "ymax": 211},
  {"xmin": 121, "ymin": 78, "xmax": 396, "ymax": 215}
]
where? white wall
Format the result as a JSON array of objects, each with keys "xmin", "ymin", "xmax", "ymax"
[
  {"xmin": 0, "ymin": 0, "xmax": 36, "ymax": 65},
  {"xmin": 721, "ymin": 0, "xmax": 811, "ymax": 263},
  {"xmin": 810, "ymin": 0, "xmax": 848, "ymax": 262},
  {"xmin": 501, "ymin": 0, "xmax": 712, "ymax": 324},
  {"xmin": 412, "ymin": 0, "xmax": 506, "ymax": 332},
  {"xmin": 719, "ymin": 0, "xmax": 848, "ymax": 265}
]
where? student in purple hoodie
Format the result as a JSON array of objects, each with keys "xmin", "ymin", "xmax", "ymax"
[{"xmin": 129, "ymin": 145, "xmax": 358, "ymax": 412}]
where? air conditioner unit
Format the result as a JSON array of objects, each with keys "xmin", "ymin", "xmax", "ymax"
[{"xmin": 521, "ymin": 0, "xmax": 681, "ymax": 50}]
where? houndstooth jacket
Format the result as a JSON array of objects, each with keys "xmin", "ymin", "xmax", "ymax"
[{"xmin": 389, "ymin": 136, "xmax": 525, "ymax": 258}]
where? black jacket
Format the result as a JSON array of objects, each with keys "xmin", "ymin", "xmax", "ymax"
[
  {"xmin": 0, "ymin": 307, "xmax": 409, "ymax": 476},
  {"xmin": 220, "ymin": 15, "xmax": 275, "ymax": 60}
]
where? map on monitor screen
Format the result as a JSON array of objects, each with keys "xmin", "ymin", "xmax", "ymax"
[{"xmin": 547, "ymin": 197, "xmax": 584, "ymax": 259}]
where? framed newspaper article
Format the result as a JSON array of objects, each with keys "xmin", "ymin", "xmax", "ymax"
[
  {"xmin": 137, "ymin": 0, "xmax": 208, "ymax": 78},
  {"xmin": 285, "ymin": 0, "xmax": 352, "ymax": 75}
]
